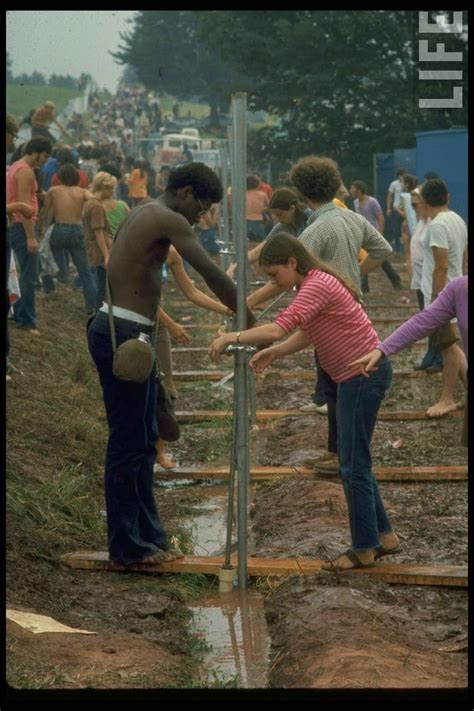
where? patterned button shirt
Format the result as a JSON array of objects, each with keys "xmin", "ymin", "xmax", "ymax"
[{"xmin": 300, "ymin": 202, "xmax": 392, "ymax": 290}]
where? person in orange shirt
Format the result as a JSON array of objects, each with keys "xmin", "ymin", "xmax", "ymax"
[{"xmin": 127, "ymin": 161, "xmax": 149, "ymax": 207}]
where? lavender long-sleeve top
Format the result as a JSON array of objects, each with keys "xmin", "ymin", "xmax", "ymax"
[{"xmin": 378, "ymin": 276, "xmax": 468, "ymax": 361}]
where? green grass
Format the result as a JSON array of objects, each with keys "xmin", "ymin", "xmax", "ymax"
[
  {"xmin": 6, "ymin": 84, "xmax": 82, "ymax": 123},
  {"xmin": 159, "ymin": 94, "xmax": 210, "ymax": 121}
]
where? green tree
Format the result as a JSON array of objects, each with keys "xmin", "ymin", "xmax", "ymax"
[
  {"xmin": 195, "ymin": 10, "xmax": 468, "ymax": 179},
  {"xmin": 112, "ymin": 10, "xmax": 251, "ymax": 127}
]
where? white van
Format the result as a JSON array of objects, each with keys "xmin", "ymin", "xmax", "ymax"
[
  {"xmin": 160, "ymin": 133, "xmax": 202, "ymax": 165},
  {"xmin": 181, "ymin": 128, "xmax": 200, "ymax": 140}
]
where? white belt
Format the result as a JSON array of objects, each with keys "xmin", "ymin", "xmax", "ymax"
[{"xmin": 99, "ymin": 303, "xmax": 155, "ymax": 326}]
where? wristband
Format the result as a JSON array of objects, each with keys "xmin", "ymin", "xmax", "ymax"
[{"xmin": 236, "ymin": 332, "xmax": 241, "ymax": 344}]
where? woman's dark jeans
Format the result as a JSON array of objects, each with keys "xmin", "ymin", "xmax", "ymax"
[{"xmin": 337, "ymin": 357, "xmax": 394, "ymax": 550}]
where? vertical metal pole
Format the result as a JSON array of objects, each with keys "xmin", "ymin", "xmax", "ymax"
[
  {"xmin": 231, "ymin": 93, "xmax": 249, "ymax": 589},
  {"xmin": 219, "ymin": 142, "xmax": 231, "ymax": 272},
  {"xmin": 373, "ymin": 153, "xmax": 378, "ymax": 205}
]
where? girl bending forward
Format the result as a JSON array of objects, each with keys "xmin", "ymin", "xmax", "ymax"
[{"xmin": 209, "ymin": 232, "xmax": 401, "ymax": 571}]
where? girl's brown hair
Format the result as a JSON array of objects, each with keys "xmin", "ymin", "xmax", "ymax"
[
  {"xmin": 259, "ymin": 232, "xmax": 361, "ymax": 303},
  {"xmin": 269, "ymin": 188, "xmax": 308, "ymax": 223}
]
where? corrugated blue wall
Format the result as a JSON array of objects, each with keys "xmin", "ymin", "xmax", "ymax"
[{"xmin": 415, "ymin": 129, "xmax": 467, "ymax": 222}]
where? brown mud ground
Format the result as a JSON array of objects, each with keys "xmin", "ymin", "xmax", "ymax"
[{"xmin": 6, "ymin": 255, "xmax": 468, "ymax": 694}]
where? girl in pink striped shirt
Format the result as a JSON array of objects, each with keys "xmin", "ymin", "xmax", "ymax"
[{"xmin": 209, "ymin": 233, "xmax": 400, "ymax": 571}]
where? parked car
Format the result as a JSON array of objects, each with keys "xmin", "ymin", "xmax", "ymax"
[{"xmin": 159, "ymin": 132, "xmax": 202, "ymax": 165}]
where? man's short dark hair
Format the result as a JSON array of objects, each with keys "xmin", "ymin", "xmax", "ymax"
[
  {"xmin": 290, "ymin": 156, "xmax": 341, "ymax": 203},
  {"xmin": 396, "ymin": 167, "xmax": 407, "ymax": 178},
  {"xmin": 246, "ymin": 175, "xmax": 261, "ymax": 190},
  {"xmin": 421, "ymin": 179, "xmax": 449, "ymax": 207},
  {"xmin": 23, "ymin": 137, "xmax": 53, "ymax": 156},
  {"xmin": 351, "ymin": 180, "xmax": 367, "ymax": 195},
  {"xmin": 402, "ymin": 174, "xmax": 419, "ymax": 193},
  {"xmin": 57, "ymin": 148, "xmax": 76, "ymax": 166},
  {"xmin": 166, "ymin": 162, "xmax": 223, "ymax": 203},
  {"xmin": 424, "ymin": 170, "xmax": 439, "ymax": 181},
  {"xmin": 57, "ymin": 164, "xmax": 80, "ymax": 186}
]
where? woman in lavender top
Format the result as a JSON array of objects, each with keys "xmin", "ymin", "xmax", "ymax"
[{"xmin": 350, "ymin": 276, "xmax": 468, "ymax": 444}]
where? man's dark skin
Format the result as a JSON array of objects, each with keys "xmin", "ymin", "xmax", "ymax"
[{"xmin": 108, "ymin": 186, "xmax": 256, "ymax": 327}]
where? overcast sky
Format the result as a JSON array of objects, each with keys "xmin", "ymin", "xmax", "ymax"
[{"xmin": 6, "ymin": 10, "xmax": 137, "ymax": 91}]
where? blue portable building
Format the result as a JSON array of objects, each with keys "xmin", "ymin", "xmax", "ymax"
[{"xmin": 415, "ymin": 128, "xmax": 467, "ymax": 222}]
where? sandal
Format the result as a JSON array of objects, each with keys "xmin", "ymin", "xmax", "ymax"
[
  {"xmin": 374, "ymin": 545, "xmax": 402, "ymax": 560},
  {"xmin": 321, "ymin": 548, "xmax": 376, "ymax": 571}
]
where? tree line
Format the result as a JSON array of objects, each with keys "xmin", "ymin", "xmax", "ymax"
[
  {"xmin": 7, "ymin": 53, "xmax": 92, "ymax": 90},
  {"xmin": 113, "ymin": 10, "xmax": 468, "ymax": 180}
]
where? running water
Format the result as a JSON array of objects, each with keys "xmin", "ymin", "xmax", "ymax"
[
  {"xmin": 190, "ymin": 590, "xmax": 270, "ymax": 688},
  {"xmin": 183, "ymin": 489, "xmax": 271, "ymax": 687}
]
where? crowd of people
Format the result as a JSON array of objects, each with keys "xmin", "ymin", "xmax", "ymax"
[{"xmin": 6, "ymin": 86, "xmax": 467, "ymax": 573}]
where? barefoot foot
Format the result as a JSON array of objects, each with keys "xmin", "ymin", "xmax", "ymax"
[
  {"xmin": 426, "ymin": 400, "xmax": 458, "ymax": 417},
  {"xmin": 157, "ymin": 439, "xmax": 176, "ymax": 469}
]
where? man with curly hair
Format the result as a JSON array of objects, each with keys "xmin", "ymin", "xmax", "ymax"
[
  {"xmin": 247, "ymin": 155, "xmax": 392, "ymax": 477},
  {"xmin": 87, "ymin": 162, "xmax": 256, "ymax": 568}
]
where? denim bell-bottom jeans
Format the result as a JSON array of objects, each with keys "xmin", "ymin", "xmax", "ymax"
[
  {"xmin": 10, "ymin": 222, "xmax": 40, "ymax": 328},
  {"xmin": 87, "ymin": 310, "xmax": 168, "ymax": 565},
  {"xmin": 336, "ymin": 357, "xmax": 393, "ymax": 550},
  {"xmin": 50, "ymin": 224, "xmax": 97, "ymax": 314}
]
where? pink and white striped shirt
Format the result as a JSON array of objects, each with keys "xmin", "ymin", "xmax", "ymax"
[{"xmin": 274, "ymin": 269, "xmax": 379, "ymax": 383}]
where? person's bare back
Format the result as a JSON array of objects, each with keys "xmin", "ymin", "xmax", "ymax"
[
  {"xmin": 108, "ymin": 194, "xmax": 255, "ymax": 326},
  {"xmin": 48, "ymin": 184, "xmax": 90, "ymax": 224}
]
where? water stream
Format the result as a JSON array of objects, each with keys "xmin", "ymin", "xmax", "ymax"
[{"xmin": 182, "ymin": 489, "xmax": 271, "ymax": 688}]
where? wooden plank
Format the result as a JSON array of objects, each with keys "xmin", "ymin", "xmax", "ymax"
[
  {"xmin": 176, "ymin": 408, "xmax": 464, "ymax": 423},
  {"xmin": 156, "ymin": 465, "xmax": 467, "ymax": 482},
  {"xmin": 60, "ymin": 551, "xmax": 467, "ymax": 588},
  {"xmin": 172, "ymin": 369, "xmax": 439, "ymax": 382}
]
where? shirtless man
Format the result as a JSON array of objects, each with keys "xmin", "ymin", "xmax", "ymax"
[
  {"xmin": 31, "ymin": 101, "xmax": 73, "ymax": 143},
  {"xmin": 44, "ymin": 164, "xmax": 97, "ymax": 314},
  {"xmin": 87, "ymin": 162, "xmax": 255, "ymax": 567}
]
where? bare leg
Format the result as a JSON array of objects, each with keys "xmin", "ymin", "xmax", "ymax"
[
  {"xmin": 426, "ymin": 343, "xmax": 466, "ymax": 417},
  {"xmin": 156, "ymin": 438, "xmax": 176, "ymax": 469}
]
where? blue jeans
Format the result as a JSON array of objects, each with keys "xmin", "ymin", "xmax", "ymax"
[
  {"xmin": 50, "ymin": 224, "xmax": 97, "ymax": 313},
  {"xmin": 198, "ymin": 228, "xmax": 220, "ymax": 256},
  {"xmin": 337, "ymin": 358, "xmax": 393, "ymax": 550},
  {"xmin": 246, "ymin": 220, "xmax": 266, "ymax": 243},
  {"xmin": 388, "ymin": 212, "xmax": 403, "ymax": 253},
  {"xmin": 87, "ymin": 310, "xmax": 168, "ymax": 565},
  {"xmin": 10, "ymin": 222, "xmax": 40, "ymax": 328},
  {"xmin": 94, "ymin": 265, "xmax": 107, "ymax": 312}
]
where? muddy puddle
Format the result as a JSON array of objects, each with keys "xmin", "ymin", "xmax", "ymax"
[
  {"xmin": 190, "ymin": 591, "xmax": 270, "ymax": 688},
  {"xmin": 176, "ymin": 486, "xmax": 271, "ymax": 688}
]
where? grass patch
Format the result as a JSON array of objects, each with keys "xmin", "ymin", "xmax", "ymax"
[
  {"xmin": 7, "ymin": 463, "xmax": 105, "ymax": 559},
  {"xmin": 6, "ymin": 84, "xmax": 82, "ymax": 123}
]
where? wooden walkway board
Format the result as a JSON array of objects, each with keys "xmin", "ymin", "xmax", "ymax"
[
  {"xmin": 157, "ymin": 465, "xmax": 467, "ymax": 482},
  {"xmin": 172, "ymin": 369, "xmax": 439, "ymax": 382},
  {"xmin": 60, "ymin": 552, "xmax": 467, "ymax": 588},
  {"xmin": 176, "ymin": 408, "xmax": 463, "ymax": 423}
]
